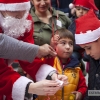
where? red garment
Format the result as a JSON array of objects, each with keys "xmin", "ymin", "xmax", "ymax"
[{"xmin": 0, "ymin": 14, "xmax": 45, "ymax": 100}]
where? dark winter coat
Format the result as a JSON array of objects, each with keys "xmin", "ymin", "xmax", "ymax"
[{"xmin": 84, "ymin": 57, "xmax": 100, "ymax": 100}]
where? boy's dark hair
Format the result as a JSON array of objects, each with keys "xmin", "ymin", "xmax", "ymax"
[{"xmin": 55, "ymin": 28, "xmax": 75, "ymax": 43}]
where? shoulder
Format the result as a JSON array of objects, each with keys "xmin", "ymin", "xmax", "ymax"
[{"xmin": 52, "ymin": 8, "xmax": 67, "ymax": 16}]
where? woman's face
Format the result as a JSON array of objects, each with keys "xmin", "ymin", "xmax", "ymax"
[{"xmin": 31, "ymin": 0, "xmax": 50, "ymax": 13}]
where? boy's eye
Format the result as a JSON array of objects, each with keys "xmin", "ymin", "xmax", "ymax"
[
  {"xmin": 69, "ymin": 42, "xmax": 73, "ymax": 46},
  {"xmin": 76, "ymin": 7, "xmax": 81, "ymax": 10},
  {"xmin": 86, "ymin": 47, "xmax": 91, "ymax": 50},
  {"xmin": 61, "ymin": 42, "xmax": 66, "ymax": 45},
  {"xmin": 76, "ymin": 8, "xmax": 80, "ymax": 10},
  {"xmin": 36, "ymin": 0, "xmax": 41, "ymax": 2},
  {"xmin": 58, "ymin": 40, "xmax": 66, "ymax": 45}
]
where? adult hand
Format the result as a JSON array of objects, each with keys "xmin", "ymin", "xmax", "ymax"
[
  {"xmin": 37, "ymin": 44, "xmax": 57, "ymax": 58},
  {"xmin": 28, "ymin": 80, "xmax": 60, "ymax": 95}
]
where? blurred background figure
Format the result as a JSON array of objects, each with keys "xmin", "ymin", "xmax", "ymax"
[{"xmin": 51, "ymin": 0, "xmax": 73, "ymax": 17}]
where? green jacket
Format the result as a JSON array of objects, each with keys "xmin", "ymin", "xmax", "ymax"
[{"xmin": 30, "ymin": 7, "xmax": 71, "ymax": 46}]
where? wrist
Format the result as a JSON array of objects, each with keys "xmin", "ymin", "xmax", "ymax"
[
  {"xmin": 28, "ymin": 82, "xmax": 36, "ymax": 94},
  {"xmin": 36, "ymin": 46, "xmax": 42, "ymax": 58},
  {"xmin": 25, "ymin": 82, "xmax": 33, "ymax": 99},
  {"xmin": 46, "ymin": 70, "xmax": 58, "ymax": 80}
]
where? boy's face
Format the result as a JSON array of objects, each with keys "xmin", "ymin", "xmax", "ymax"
[
  {"xmin": 56, "ymin": 38, "xmax": 73, "ymax": 62},
  {"xmin": 75, "ymin": 6, "xmax": 88, "ymax": 18},
  {"xmin": 80, "ymin": 38, "xmax": 100, "ymax": 60}
]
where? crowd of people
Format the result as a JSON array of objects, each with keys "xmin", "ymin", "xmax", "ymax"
[{"xmin": 0, "ymin": 0, "xmax": 100, "ymax": 100}]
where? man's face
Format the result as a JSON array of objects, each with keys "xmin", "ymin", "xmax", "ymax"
[
  {"xmin": 1, "ymin": 10, "xmax": 26, "ymax": 19},
  {"xmin": 0, "ymin": 10, "xmax": 31, "ymax": 38},
  {"xmin": 75, "ymin": 6, "xmax": 88, "ymax": 18},
  {"xmin": 80, "ymin": 38, "xmax": 100, "ymax": 60}
]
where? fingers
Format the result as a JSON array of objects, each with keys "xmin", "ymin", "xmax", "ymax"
[
  {"xmin": 43, "ymin": 80, "xmax": 60, "ymax": 87},
  {"xmin": 43, "ymin": 86, "xmax": 60, "ymax": 95},
  {"xmin": 58, "ymin": 75, "xmax": 68, "ymax": 82},
  {"xmin": 58, "ymin": 75, "xmax": 69, "ymax": 85},
  {"xmin": 37, "ymin": 44, "xmax": 57, "ymax": 58},
  {"xmin": 48, "ymin": 46, "xmax": 57, "ymax": 57}
]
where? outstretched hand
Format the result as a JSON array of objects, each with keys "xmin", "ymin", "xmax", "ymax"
[{"xmin": 28, "ymin": 80, "xmax": 61, "ymax": 95}]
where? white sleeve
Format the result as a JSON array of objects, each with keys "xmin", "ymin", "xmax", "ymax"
[
  {"xmin": 12, "ymin": 76, "xmax": 33, "ymax": 100},
  {"xmin": 35, "ymin": 64, "xmax": 56, "ymax": 81}
]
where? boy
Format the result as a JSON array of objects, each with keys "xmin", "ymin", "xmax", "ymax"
[
  {"xmin": 75, "ymin": 9, "xmax": 100, "ymax": 100},
  {"xmin": 37, "ymin": 28, "xmax": 87, "ymax": 100},
  {"xmin": 68, "ymin": 0, "xmax": 99, "ymax": 75}
]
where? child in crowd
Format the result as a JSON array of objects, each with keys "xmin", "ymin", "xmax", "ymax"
[
  {"xmin": 68, "ymin": 0, "xmax": 99, "ymax": 75},
  {"xmin": 75, "ymin": 9, "xmax": 100, "ymax": 100},
  {"xmin": 36, "ymin": 28, "xmax": 87, "ymax": 100}
]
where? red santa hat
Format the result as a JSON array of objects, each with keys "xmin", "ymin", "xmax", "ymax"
[
  {"xmin": 75, "ymin": 9, "xmax": 100, "ymax": 44},
  {"xmin": 0, "ymin": 0, "xmax": 30, "ymax": 11},
  {"xmin": 69, "ymin": 0, "xmax": 98, "ymax": 12}
]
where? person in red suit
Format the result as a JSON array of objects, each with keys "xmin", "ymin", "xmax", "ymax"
[{"xmin": 0, "ymin": 0, "xmax": 68, "ymax": 99}]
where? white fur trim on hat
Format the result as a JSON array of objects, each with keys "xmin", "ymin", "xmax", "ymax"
[
  {"xmin": 69, "ymin": 3, "xmax": 75, "ymax": 9},
  {"xmin": 12, "ymin": 76, "xmax": 33, "ymax": 100},
  {"xmin": 75, "ymin": 27, "xmax": 100, "ymax": 44},
  {"xmin": 0, "ymin": 1, "xmax": 30, "ymax": 11},
  {"xmin": 36, "ymin": 64, "xmax": 56, "ymax": 81}
]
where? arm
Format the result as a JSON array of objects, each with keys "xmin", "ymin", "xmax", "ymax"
[
  {"xmin": 0, "ymin": 34, "xmax": 39, "ymax": 62},
  {"xmin": 0, "ymin": 63, "xmax": 58, "ymax": 100},
  {"xmin": 64, "ymin": 14, "xmax": 71, "ymax": 28},
  {"xmin": 0, "ymin": 34, "xmax": 56, "ymax": 63},
  {"xmin": 0, "ymin": 64, "xmax": 33, "ymax": 100}
]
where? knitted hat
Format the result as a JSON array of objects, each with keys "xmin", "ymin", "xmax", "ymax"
[
  {"xmin": 69, "ymin": 0, "xmax": 98, "ymax": 12},
  {"xmin": 75, "ymin": 9, "xmax": 100, "ymax": 44},
  {"xmin": 0, "ymin": 0, "xmax": 30, "ymax": 11}
]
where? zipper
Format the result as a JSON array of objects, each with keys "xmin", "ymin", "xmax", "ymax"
[
  {"xmin": 57, "ymin": 57, "xmax": 77, "ymax": 100},
  {"xmin": 57, "ymin": 57, "xmax": 64, "ymax": 100}
]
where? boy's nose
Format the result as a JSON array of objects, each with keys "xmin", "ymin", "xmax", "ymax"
[
  {"xmin": 65, "ymin": 44, "xmax": 70, "ymax": 49},
  {"xmin": 86, "ymin": 50, "xmax": 90, "ymax": 56}
]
